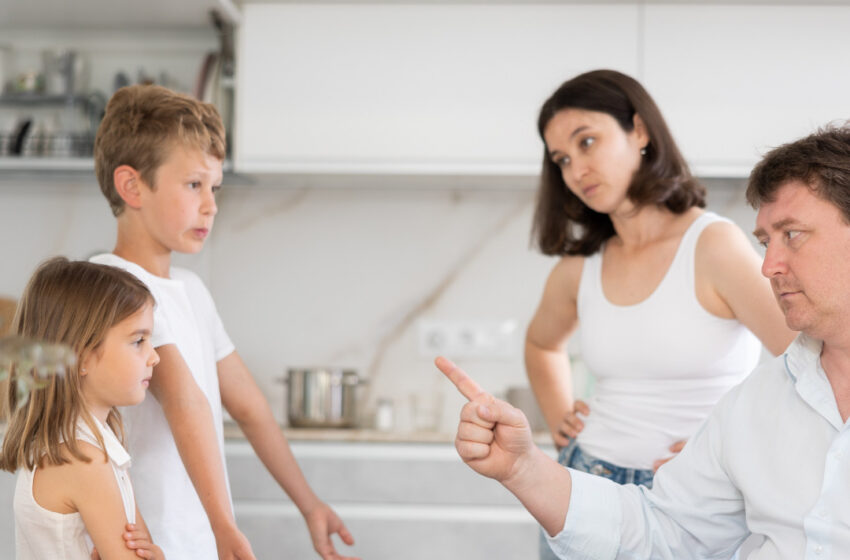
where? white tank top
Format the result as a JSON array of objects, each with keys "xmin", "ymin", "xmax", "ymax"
[
  {"xmin": 575, "ymin": 211, "xmax": 761, "ymax": 470},
  {"xmin": 14, "ymin": 417, "xmax": 137, "ymax": 560}
]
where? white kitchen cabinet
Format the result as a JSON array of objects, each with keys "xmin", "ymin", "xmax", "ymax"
[
  {"xmin": 642, "ymin": 4, "xmax": 850, "ymax": 177},
  {"xmin": 234, "ymin": 3, "xmax": 640, "ymax": 175},
  {"xmin": 226, "ymin": 440, "xmax": 555, "ymax": 559}
]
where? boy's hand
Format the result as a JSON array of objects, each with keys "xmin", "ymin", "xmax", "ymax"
[
  {"xmin": 436, "ymin": 356, "xmax": 534, "ymax": 483},
  {"xmin": 123, "ymin": 523, "xmax": 165, "ymax": 559},
  {"xmin": 215, "ymin": 525, "xmax": 255, "ymax": 560},
  {"xmin": 305, "ymin": 502, "xmax": 360, "ymax": 560}
]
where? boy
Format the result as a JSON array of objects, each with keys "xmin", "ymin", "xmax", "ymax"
[{"xmin": 91, "ymin": 85, "xmax": 357, "ymax": 560}]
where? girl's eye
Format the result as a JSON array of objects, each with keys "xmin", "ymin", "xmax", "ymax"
[
  {"xmin": 212, "ymin": 185, "xmax": 222, "ymax": 194},
  {"xmin": 133, "ymin": 337, "xmax": 146, "ymax": 347}
]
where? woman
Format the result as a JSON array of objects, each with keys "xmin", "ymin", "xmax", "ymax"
[{"xmin": 525, "ymin": 70, "xmax": 794, "ymax": 559}]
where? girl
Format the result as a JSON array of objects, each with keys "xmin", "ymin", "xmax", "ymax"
[
  {"xmin": 524, "ymin": 70, "xmax": 796, "ymax": 559},
  {"xmin": 1, "ymin": 257, "xmax": 163, "ymax": 559}
]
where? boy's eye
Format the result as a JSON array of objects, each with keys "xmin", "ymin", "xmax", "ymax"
[{"xmin": 133, "ymin": 337, "xmax": 146, "ymax": 346}]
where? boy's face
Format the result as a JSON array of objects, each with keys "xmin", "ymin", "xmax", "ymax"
[{"xmin": 139, "ymin": 145, "xmax": 223, "ymax": 255}]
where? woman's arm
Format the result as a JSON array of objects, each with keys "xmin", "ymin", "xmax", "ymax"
[
  {"xmin": 695, "ymin": 221, "xmax": 796, "ymax": 355},
  {"xmin": 525, "ymin": 256, "xmax": 583, "ymax": 447}
]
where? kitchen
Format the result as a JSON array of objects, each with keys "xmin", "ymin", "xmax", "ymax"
[{"xmin": 1, "ymin": 1, "xmax": 850, "ymax": 558}]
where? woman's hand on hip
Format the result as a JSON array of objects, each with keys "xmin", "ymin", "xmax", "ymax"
[
  {"xmin": 653, "ymin": 439, "xmax": 687, "ymax": 472},
  {"xmin": 554, "ymin": 399, "xmax": 590, "ymax": 448}
]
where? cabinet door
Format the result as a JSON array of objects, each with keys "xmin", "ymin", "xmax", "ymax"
[
  {"xmin": 643, "ymin": 4, "xmax": 850, "ymax": 176},
  {"xmin": 235, "ymin": 3, "xmax": 639, "ymax": 175}
]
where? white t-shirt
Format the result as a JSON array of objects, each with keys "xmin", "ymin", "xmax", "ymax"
[
  {"xmin": 14, "ymin": 416, "xmax": 135, "ymax": 560},
  {"xmin": 90, "ymin": 253, "xmax": 235, "ymax": 560}
]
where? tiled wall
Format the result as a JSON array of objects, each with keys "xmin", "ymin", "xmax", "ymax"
[{"xmin": 0, "ymin": 175, "xmax": 756, "ymax": 433}]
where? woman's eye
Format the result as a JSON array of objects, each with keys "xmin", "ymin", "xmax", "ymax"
[
  {"xmin": 554, "ymin": 155, "xmax": 570, "ymax": 168},
  {"xmin": 579, "ymin": 137, "xmax": 595, "ymax": 149}
]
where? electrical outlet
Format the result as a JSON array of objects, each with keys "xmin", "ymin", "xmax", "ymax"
[{"xmin": 418, "ymin": 319, "xmax": 518, "ymax": 359}]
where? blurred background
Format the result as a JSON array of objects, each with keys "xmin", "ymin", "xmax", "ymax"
[{"xmin": 1, "ymin": 1, "xmax": 848, "ymax": 557}]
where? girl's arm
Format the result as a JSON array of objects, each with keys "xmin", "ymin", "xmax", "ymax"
[
  {"xmin": 696, "ymin": 221, "xmax": 796, "ymax": 355},
  {"xmin": 525, "ymin": 256, "xmax": 582, "ymax": 448},
  {"xmin": 62, "ymin": 442, "xmax": 146, "ymax": 559}
]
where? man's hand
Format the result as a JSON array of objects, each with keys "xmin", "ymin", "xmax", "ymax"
[
  {"xmin": 435, "ymin": 356, "xmax": 534, "ymax": 483},
  {"xmin": 304, "ymin": 502, "xmax": 360, "ymax": 560}
]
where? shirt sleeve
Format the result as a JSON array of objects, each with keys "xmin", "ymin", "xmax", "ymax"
[{"xmin": 548, "ymin": 394, "xmax": 749, "ymax": 560}]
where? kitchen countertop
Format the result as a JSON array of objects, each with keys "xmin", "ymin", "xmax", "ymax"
[{"xmin": 223, "ymin": 421, "xmax": 555, "ymax": 446}]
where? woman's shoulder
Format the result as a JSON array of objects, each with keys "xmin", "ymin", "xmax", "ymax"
[
  {"xmin": 694, "ymin": 215, "xmax": 755, "ymax": 262},
  {"xmin": 548, "ymin": 254, "xmax": 586, "ymax": 292}
]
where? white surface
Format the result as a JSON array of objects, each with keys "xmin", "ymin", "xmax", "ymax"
[
  {"xmin": 643, "ymin": 4, "xmax": 850, "ymax": 172},
  {"xmin": 235, "ymin": 3, "xmax": 639, "ymax": 173}
]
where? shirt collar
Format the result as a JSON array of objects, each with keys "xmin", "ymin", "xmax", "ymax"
[
  {"xmin": 77, "ymin": 415, "xmax": 132, "ymax": 469},
  {"xmin": 784, "ymin": 332, "xmax": 845, "ymax": 431},
  {"xmin": 784, "ymin": 332, "xmax": 823, "ymax": 383}
]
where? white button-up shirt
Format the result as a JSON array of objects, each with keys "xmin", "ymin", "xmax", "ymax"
[{"xmin": 548, "ymin": 334, "xmax": 850, "ymax": 559}]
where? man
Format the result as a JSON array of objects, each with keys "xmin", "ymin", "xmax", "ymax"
[{"xmin": 437, "ymin": 125, "xmax": 850, "ymax": 559}]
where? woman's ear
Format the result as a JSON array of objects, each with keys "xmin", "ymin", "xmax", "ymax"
[
  {"xmin": 113, "ymin": 165, "xmax": 145, "ymax": 210},
  {"xmin": 633, "ymin": 113, "xmax": 650, "ymax": 151}
]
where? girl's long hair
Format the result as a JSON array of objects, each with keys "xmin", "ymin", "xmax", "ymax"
[{"xmin": 1, "ymin": 257, "xmax": 152, "ymax": 471}]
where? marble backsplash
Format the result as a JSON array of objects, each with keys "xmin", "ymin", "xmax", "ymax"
[{"xmin": 0, "ymin": 175, "xmax": 756, "ymax": 434}]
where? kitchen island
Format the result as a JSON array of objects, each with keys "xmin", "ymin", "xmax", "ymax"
[{"xmin": 225, "ymin": 423, "xmax": 556, "ymax": 559}]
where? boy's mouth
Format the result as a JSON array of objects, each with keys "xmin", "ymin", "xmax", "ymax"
[{"xmin": 192, "ymin": 228, "xmax": 210, "ymax": 239}]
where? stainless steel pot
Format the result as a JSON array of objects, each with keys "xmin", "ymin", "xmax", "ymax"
[{"xmin": 282, "ymin": 367, "xmax": 364, "ymax": 428}]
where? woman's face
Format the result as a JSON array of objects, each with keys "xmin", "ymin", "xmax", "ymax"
[{"xmin": 543, "ymin": 108, "xmax": 648, "ymax": 215}]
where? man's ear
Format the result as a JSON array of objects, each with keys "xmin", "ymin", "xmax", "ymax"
[{"xmin": 113, "ymin": 165, "xmax": 145, "ymax": 210}]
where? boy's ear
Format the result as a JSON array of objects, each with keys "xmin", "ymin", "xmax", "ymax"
[{"xmin": 113, "ymin": 165, "xmax": 145, "ymax": 210}]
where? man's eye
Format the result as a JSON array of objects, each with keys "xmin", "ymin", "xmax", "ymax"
[{"xmin": 786, "ymin": 231, "xmax": 800, "ymax": 241}]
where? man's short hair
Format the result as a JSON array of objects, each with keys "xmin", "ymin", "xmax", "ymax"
[
  {"xmin": 94, "ymin": 85, "xmax": 226, "ymax": 216},
  {"xmin": 747, "ymin": 124, "xmax": 850, "ymax": 223}
]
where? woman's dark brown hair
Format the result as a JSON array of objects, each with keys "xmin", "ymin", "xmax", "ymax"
[{"xmin": 531, "ymin": 69, "xmax": 705, "ymax": 256}]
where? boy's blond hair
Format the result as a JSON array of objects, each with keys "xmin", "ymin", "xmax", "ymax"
[
  {"xmin": 94, "ymin": 85, "xmax": 226, "ymax": 216},
  {"xmin": 0, "ymin": 258, "xmax": 153, "ymax": 472}
]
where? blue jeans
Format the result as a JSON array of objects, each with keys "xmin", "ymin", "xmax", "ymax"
[{"xmin": 539, "ymin": 439, "xmax": 655, "ymax": 560}]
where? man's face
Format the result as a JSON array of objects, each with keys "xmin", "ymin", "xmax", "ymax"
[{"xmin": 754, "ymin": 180, "xmax": 850, "ymax": 341}]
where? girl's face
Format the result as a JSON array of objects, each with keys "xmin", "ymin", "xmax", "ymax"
[
  {"xmin": 80, "ymin": 303, "xmax": 159, "ymax": 421},
  {"xmin": 543, "ymin": 108, "xmax": 648, "ymax": 215}
]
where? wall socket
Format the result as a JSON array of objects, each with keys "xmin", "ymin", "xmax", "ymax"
[{"xmin": 417, "ymin": 319, "xmax": 519, "ymax": 359}]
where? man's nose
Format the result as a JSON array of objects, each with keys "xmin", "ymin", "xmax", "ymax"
[{"xmin": 761, "ymin": 242, "xmax": 787, "ymax": 278}]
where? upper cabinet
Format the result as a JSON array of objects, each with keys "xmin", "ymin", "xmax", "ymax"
[
  {"xmin": 235, "ymin": 1, "xmax": 850, "ymax": 179},
  {"xmin": 642, "ymin": 4, "xmax": 850, "ymax": 176},
  {"xmin": 234, "ymin": 3, "xmax": 640, "ymax": 175}
]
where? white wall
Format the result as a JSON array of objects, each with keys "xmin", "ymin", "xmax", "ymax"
[{"xmin": 0, "ymin": 176, "xmax": 756, "ymax": 432}]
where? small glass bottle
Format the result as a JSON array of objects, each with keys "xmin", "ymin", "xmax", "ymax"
[{"xmin": 375, "ymin": 398, "xmax": 394, "ymax": 432}]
